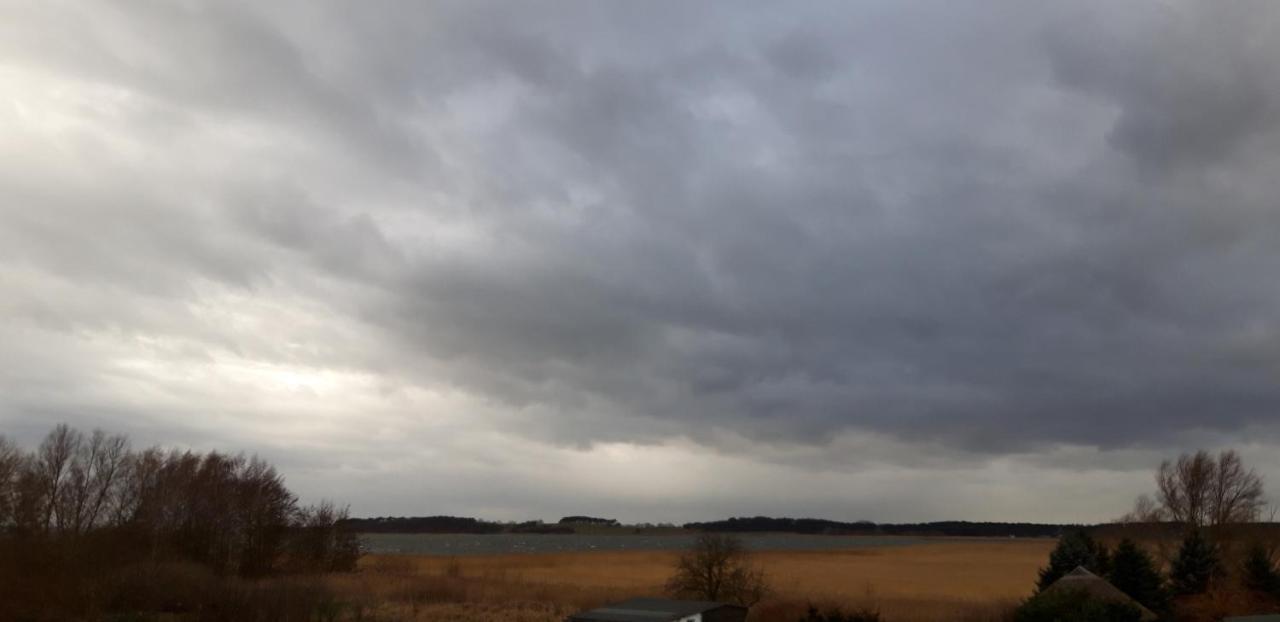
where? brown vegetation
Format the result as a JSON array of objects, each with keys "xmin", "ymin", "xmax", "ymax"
[
  {"xmin": 332, "ymin": 539, "xmax": 1050, "ymax": 622},
  {"xmin": 5, "ymin": 435, "xmax": 1270, "ymax": 621},
  {"xmin": 0, "ymin": 424, "xmax": 359, "ymax": 620}
]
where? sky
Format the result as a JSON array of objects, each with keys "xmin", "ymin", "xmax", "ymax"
[{"xmin": 2, "ymin": 1, "xmax": 1280, "ymax": 524}]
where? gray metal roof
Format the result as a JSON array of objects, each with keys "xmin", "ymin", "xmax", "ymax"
[{"xmin": 568, "ymin": 597, "xmax": 742, "ymax": 622}]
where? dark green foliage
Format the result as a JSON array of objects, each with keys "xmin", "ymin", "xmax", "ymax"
[
  {"xmin": 799, "ymin": 605, "xmax": 881, "ymax": 622},
  {"xmin": 1170, "ymin": 529, "xmax": 1220, "ymax": 596},
  {"xmin": 1038, "ymin": 531, "xmax": 1112, "ymax": 591},
  {"xmin": 1015, "ymin": 589, "xmax": 1143, "ymax": 622},
  {"xmin": 1242, "ymin": 543, "xmax": 1280, "ymax": 596},
  {"xmin": 1107, "ymin": 538, "xmax": 1168, "ymax": 613}
]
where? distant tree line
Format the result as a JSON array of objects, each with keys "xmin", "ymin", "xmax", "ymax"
[
  {"xmin": 0, "ymin": 424, "xmax": 359, "ymax": 619},
  {"xmin": 510, "ymin": 520, "xmax": 574, "ymax": 534},
  {"xmin": 683, "ymin": 516, "xmax": 1077, "ymax": 538},
  {"xmin": 342, "ymin": 515, "xmax": 506, "ymax": 534},
  {"xmin": 558, "ymin": 515, "xmax": 619, "ymax": 526},
  {"xmin": 342, "ymin": 515, "xmax": 584, "ymax": 534},
  {"xmin": 343, "ymin": 514, "xmax": 1078, "ymax": 537}
]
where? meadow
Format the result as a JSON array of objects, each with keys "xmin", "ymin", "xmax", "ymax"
[{"xmin": 330, "ymin": 538, "xmax": 1055, "ymax": 622}]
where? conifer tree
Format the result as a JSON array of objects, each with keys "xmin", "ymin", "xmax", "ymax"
[
  {"xmin": 1107, "ymin": 538, "xmax": 1168, "ymax": 613},
  {"xmin": 1037, "ymin": 530, "xmax": 1111, "ymax": 591},
  {"xmin": 1242, "ymin": 543, "xmax": 1280, "ymax": 597},
  {"xmin": 1170, "ymin": 529, "xmax": 1220, "ymax": 596}
]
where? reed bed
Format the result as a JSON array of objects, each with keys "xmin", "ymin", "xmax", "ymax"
[{"xmin": 330, "ymin": 538, "xmax": 1052, "ymax": 621}]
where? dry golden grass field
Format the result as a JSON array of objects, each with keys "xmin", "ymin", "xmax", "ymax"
[{"xmin": 333, "ymin": 538, "xmax": 1054, "ymax": 622}]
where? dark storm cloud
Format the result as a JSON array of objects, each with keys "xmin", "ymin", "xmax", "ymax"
[
  {"xmin": 327, "ymin": 0, "xmax": 1280, "ymax": 453},
  {"xmin": 1046, "ymin": 2, "xmax": 1280, "ymax": 172},
  {"xmin": 3, "ymin": 0, "xmax": 1280, "ymax": 515}
]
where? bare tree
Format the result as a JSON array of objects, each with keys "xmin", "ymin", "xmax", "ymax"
[
  {"xmin": 289, "ymin": 500, "xmax": 361, "ymax": 572},
  {"xmin": 89, "ymin": 433, "xmax": 128, "ymax": 527},
  {"xmin": 117, "ymin": 447, "xmax": 166, "ymax": 525},
  {"xmin": 56, "ymin": 434, "xmax": 94, "ymax": 533},
  {"xmin": 0, "ymin": 436, "xmax": 23, "ymax": 526},
  {"xmin": 51, "ymin": 430, "xmax": 128, "ymax": 534},
  {"xmin": 1117, "ymin": 493, "xmax": 1166, "ymax": 524},
  {"xmin": 36, "ymin": 424, "xmax": 81, "ymax": 532},
  {"xmin": 235, "ymin": 456, "xmax": 297, "ymax": 576},
  {"xmin": 666, "ymin": 533, "xmax": 769, "ymax": 606},
  {"xmin": 1210, "ymin": 450, "xmax": 1265, "ymax": 525},
  {"xmin": 2, "ymin": 424, "xmax": 358, "ymax": 580},
  {"xmin": 1156, "ymin": 450, "xmax": 1264, "ymax": 527}
]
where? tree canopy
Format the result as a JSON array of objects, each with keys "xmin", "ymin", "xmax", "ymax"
[{"xmin": 1038, "ymin": 531, "xmax": 1112, "ymax": 592}]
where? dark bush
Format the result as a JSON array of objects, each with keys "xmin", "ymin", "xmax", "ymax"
[
  {"xmin": 1242, "ymin": 542, "xmax": 1280, "ymax": 597},
  {"xmin": 1038, "ymin": 531, "xmax": 1111, "ymax": 591},
  {"xmin": 286, "ymin": 501, "xmax": 362, "ymax": 573},
  {"xmin": 666, "ymin": 533, "xmax": 769, "ymax": 606},
  {"xmin": 798, "ymin": 604, "xmax": 881, "ymax": 622},
  {"xmin": 1015, "ymin": 589, "xmax": 1143, "ymax": 622}
]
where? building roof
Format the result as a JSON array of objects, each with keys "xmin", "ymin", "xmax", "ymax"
[
  {"xmin": 1042, "ymin": 566, "xmax": 1158, "ymax": 621},
  {"xmin": 567, "ymin": 597, "xmax": 744, "ymax": 622}
]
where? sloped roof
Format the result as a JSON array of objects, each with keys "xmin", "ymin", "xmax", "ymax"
[
  {"xmin": 1042, "ymin": 566, "xmax": 1158, "ymax": 621},
  {"xmin": 567, "ymin": 597, "xmax": 744, "ymax": 622}
]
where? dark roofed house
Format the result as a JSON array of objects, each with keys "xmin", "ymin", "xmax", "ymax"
[
  {"xmin": 1041, "ymin": 566, "xmax": 1158, "ymax": 621},
  {"xmin": 567, "ymin": 597, "xmax": 748, "ymax": 622}
]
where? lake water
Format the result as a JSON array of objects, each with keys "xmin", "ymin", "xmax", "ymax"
[{"xmin": 359, "ymin": 533, "xmax": 923, "ymax": 555}]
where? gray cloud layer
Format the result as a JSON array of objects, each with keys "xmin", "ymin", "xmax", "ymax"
[{"xmin": 2, "ymin": 0, "xmax": 1279, "ymax": 521}]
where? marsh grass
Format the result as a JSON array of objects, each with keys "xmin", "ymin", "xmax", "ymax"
[
  {"xmin": 0, "ymin": 539, "xmax": 1039, "ymax": 621},
  {"xmin": 328, "ymin": 539, "xmax": 1047, "ymax": 622}
]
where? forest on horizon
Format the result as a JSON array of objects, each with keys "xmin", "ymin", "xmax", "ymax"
[{"xmin": 342, "ymin": 514, "xmax": 1082, "ymax": 538}]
